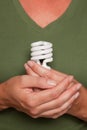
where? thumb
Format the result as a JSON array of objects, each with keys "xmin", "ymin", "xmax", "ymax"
[{"xmin": 22, "ymin": 75, "xmax": 57, "ymax": 89}]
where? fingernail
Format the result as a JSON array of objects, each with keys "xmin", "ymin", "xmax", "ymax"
[
  {"xmin": 28, "ymin": 61, "xmax": 34, "ymax": 67},
  {"xmin": 74, "ymin": 92, "xmax": 80, "ymax": 99},
  {"xmin": 47, "ymin": 80, "xmax": 57, "ymax": 86},
  {"xmin": 76, "ymin": 83, "xmax": 82, "ymax": 90}
]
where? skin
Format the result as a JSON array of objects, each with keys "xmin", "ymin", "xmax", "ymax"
[
  {"xmin": 0, "ymin": 75, "xmax": 57, "ymax": 111},
  {"xmin": 24, "ymin": 61, "xmax": 87, "ymax": 121},
  {"xmin": 19, "ymin": 0, "xmax": 72, "ymax": 28},
  {"xmin": 0, "ymin": 73, "xmax": 80, "ymax": 118}
]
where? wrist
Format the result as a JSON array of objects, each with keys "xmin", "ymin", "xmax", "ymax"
[
  {"xmin": 0, "ymin": 83, "xmax": 9, "ymax": 111},
  {"xmin": 67, "ymin": 86, "xmax": 87, "ymax": 121}
]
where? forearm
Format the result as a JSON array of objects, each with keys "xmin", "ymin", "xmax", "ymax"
[
  {"xmin": 67, "ymin": 86, "xmax": 87, "ymax": 122},
  {"xmin": 0, "ymin": 83, "xmax": 9, "ymax": 111}
]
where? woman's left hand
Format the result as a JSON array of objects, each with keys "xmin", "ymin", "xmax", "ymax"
[{"xmin": 24, "ymin": 61, "xmax": 81, "ymax": 119}]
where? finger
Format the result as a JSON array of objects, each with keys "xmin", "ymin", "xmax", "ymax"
[
  {"xmin": 67, "ymin": 82, "xmax": 75, "ymax": 89},
  {"xmin": 38, "ymin": 92, "xmax": 79, "ymax": 118},
  {"xmin": 39, "ymin": 107, "xmax": 69, "ymax": 119},
  {"xmin": 25, "ymin": 62, "xmax": 64, "ymax": 83},
  {"xmin": 21, "ymin": 75, "xmax": 57, "ymax": 89},
  {"xmin": 27, "ymin": 60, "xmax": 65, "ymax": 82},
  {"xmin": 35, "ymin": 83, "xmax": 81, "ymax": 113},
  {"xmin": 29, "ymin": 76, "xmax": 74, "ymax": 106},
  {"xmin": 57, "ymin": 83, "xmax": 81, "ymax": 106},
  {"xmin": 51, "ymin": 69, "xmax": 67, "ymax": 77},
  {"xmin": 24, "ymin": 63, "xmax": 38, "ymax": 76},
  {"xmin": 52, "ymin": 109, "xmax": 68, "ymax": 119},
  {"xmin": 39, "ymin": 109, "xmax": 68, "ymax": 118}
]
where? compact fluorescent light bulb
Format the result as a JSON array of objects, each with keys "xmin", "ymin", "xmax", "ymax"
[{"xmin": 31, "ymin": 41, "xmax": 53, "ymax": 69}]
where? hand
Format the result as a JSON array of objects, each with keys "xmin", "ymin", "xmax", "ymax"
[
  {"xmin": 24, "ymin": 61, "xmax": 81, "ymax": 118},
  {"xmin": 0, "ymin": 75, "xmax": 56, "ymax": 115},
  {"xmin": 24, "ymin": 61, "xmax": 66, "ymax": 82},
  {"xmin": 37, "ymin": 77, "xmax": 80, "ymax": 119},
  {"xmin": 24, "ymin": 60, "xmax": 68, "ymax": 92}
]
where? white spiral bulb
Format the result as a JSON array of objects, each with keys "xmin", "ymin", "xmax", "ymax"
[{"xmin": 31, "ymin": 41, "xmax": 53, "ymax": 69}]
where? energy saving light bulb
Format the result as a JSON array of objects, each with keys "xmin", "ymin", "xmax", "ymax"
[{"xmin": 31, "ymin": 41, "xmax": 53, "ymax": 69}]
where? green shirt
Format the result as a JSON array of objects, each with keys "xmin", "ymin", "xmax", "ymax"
[{"xmin": 0, "ymin": 0, "xmax": 87, "ymax": 129}]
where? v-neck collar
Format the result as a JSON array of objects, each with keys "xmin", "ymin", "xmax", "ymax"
[{"xmin": 12, "ymin": 0, "xmax": 78, "ymax": 32}]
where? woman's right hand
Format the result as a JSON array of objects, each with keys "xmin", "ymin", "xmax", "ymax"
[{"xmin": 0, "ymin": 75, "xmax": 56, "ymax": 115}]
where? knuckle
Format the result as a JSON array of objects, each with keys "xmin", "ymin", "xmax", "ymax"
[
  {"xmin": 32, "ymin": 63, "xmax": 37, "ymax": 70},
  {"xmin": 70, "ymin": 86, "xmax": 76, "ymax": 91},
  {"xmin": 26, "ymin": 111, "xmax": 38, "ymax": 118},
  {"xmin": 65, "ymin": 76, "xmax": 72, "ymax": 86},
  {"xmin": 28, "ymin": 100, "xmax": 36, "ymax": 108},
  {"xmin": 29, "ymin": 108, "xmax": 38, "ymax": 117},
  {"xmin": 58, "ymin": 107, "xmax": 63, "ymax": 112},
  {"xmin": 50, "ymin": 90, "xmax": 58, "ymax": 99},
  {"xmin": 60, "ymin": 105, "xmax": 67, "ymax": 112},
  {"xmin": 44, "ymin": 70, "xmax": 51, "ymax": 78},
  {"xmin": 25, "ymin": 95, "xmax": 36, "ymax": 108},
  {"xmin": 27, "ymin": 95, "xmax": 38, "ymax": 108},
  {"xmin": 56, "ymin": 99, "xmax": 63, "ymax": 108},
  {"xmin": 50, "ymin": 70, "xmax": 58, "ymax": 80},
  {"xmin": 52, "ymin": 115, "xmax": 58, "ymax": 119},
  {"xmin": 37, "ymin": 77, "xmax": 44, "ymax": 86},
  {"xmin": 19, "ymin": 75, "xmax": 26, "ymax": 85},
  {"xmin": 68, "ymin": 86, "xmax": 76, "ymax": 95},
  {"xmin": 40, "ymin": 69, "xmax": 49, "ymax": 78},
  {"xmin": 38, "ymin": 67, "xmax": 51, "ymax": 77},
  {"xmin": 66, "ymin": 78, "xmax": 70, "ymax": 85}
]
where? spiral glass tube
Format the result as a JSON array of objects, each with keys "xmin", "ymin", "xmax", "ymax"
[{"xmin": 31, "ymin": 41, "xmax": 53, "ymax": 69}]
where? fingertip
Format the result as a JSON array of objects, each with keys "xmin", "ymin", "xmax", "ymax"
[
  {"xmin": 24, "ymin": 63, "xmax": 28, "ymax": 69},
  {"xmin": 27, "ymin": 60, "xmax": 35, "ymax": 67},
  {"xmin": 24, "ymin": 63, "xmax": 27, "ymax": 68},
  {"xmin": 68, "ymin": 75, "xmax": 74, "ymax": 81}
]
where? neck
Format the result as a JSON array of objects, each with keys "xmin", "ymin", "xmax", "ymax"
[
  {"xmin": 19, "ymin": 0, "xmax": 72, "ymax": 9},
  {"xmin": 19, "ymin": 0, "xmax": 72, "ymax": 28}
]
